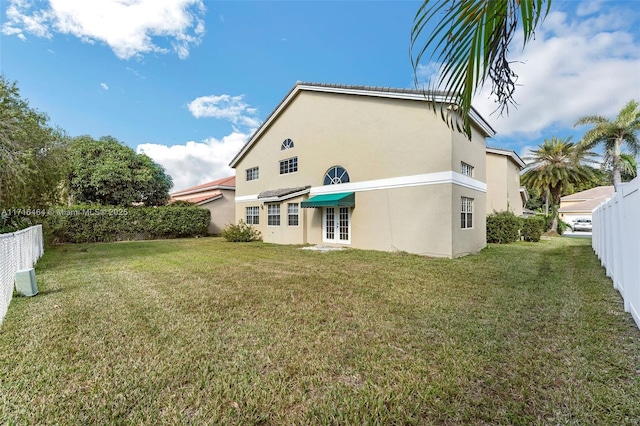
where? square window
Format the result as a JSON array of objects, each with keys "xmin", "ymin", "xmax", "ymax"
[
  {"xmin": 279, "ymin": 157, "xmax": 298, "ymax": 175},
  {"xmin": 246, "ymin": 167, "xmax": 259, "ymax": 181},
  {"xmin": 461, "ymin": 162, "xmax": 474, "ymax": 177}
]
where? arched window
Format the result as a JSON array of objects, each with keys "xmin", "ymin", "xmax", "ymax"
[
  {"xmin": 281, "ymin": 138, "xmax": 294, "ymax": 150},
  {"xmin": 324, "ymin": 166, "xmax": 350, "ymax": 185}
]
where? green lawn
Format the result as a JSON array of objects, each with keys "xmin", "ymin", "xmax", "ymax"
[{"xmin": 1, "ymin": 237, "xmax": 639, "ymax": 424}]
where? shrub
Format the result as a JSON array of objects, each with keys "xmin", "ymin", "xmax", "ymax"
[
  {"xmin": 45, "ymin": 205, "xmax": 210, "ymax": 243},
  {"xmin": 521, "ymin": 215, "xmax": 546, "ymax": 242},
  {"xmin": 557, "ymin": 219, "xmax": 570, "ymax": 235},
  {"xmin": 221, "ymin": 220, "xmax": 262, "ymax": 242},
  {"xmin": 0, "ymin": 211, "xmax": 33, "ymax": 234},
  {"xmin": 486, "ymin": 211, "xmax": 520, "ymax": 244}
]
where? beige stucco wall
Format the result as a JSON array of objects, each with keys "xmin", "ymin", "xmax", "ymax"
[
  {"xmin": 240, "ymin": 184, "xmax": 485, "ymax": 258},
  {"xmin": 486, "ymin": 152, "xmax": 523, "ymax": 216},
  {"xmin": 452, "ymin": 185, "xmax": 487, "ymax": 257},
  {"xmin": 203, "ymin": 189, "xmax": 236, "ymax": 235},
  {"xmin": 173, "ymin": 188, "xmax": 236, "ymax": 235},
  {"xmin": 234, "ymin": 89, "xmax": 489, "ymax": 257},
  {"xmin": 235, "ymin": 91, "xmax": 462, "ymax": 197}
]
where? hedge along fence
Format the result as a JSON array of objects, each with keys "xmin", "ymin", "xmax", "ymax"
[{"xmin": 45, "ymin": 205, "xmax": 210, "ymax": 243}]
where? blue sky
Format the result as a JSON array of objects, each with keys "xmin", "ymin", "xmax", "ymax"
[{"xmin": 2, "ymin": 0, "xmax": 639, "ymax": 191}]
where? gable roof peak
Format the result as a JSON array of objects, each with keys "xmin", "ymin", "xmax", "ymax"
[{"xmin": 229, "ymin": 81, "xmax": 496, "ymax": 168}]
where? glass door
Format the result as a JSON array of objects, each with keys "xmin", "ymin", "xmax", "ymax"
[{"xmin": 323, "ymin": 207, "xmax": 350, "ymax": 244}]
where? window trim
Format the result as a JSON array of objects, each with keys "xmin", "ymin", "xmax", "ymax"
[
  {"xmin": 461, "ymin": 162, "xmax": 474, "ymax": 177},
  {"xmin": 281, "ymin": 138, "xmax": 294, "ymax": 150},
  {"xmin": 461, "ymin": 197, "xmax": 473, "ymax": 230},
  {"xmin": 279, "ymin": 157, "xmax": 298, "ymax": 175},
  {"xmin": 267, "ymin": 203, "xmax": 281, "ymax": 226},
  {"xmin": 287, "ymin": 203, "xmax": 299, "ymax": 227},
  {"xmin": 324, "ymin": 165, "xmax": 350, "ymax": 185},
  {"xmin": 246, "ymin": 206, "xmax": 259, "ymax": 225},
  {"xmin": 246, "ymin": 166, "xmax": 259, "ymax": 181}
]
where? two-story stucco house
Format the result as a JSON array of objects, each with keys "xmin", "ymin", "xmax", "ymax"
[{"xmin": 229, "ymin": 82, "xmax": 496, "ymax": 258}]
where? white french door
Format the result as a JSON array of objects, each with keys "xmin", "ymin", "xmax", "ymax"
[{"xmin": 323, "ymin": 207, "xmax": 351, "ymax": 244}]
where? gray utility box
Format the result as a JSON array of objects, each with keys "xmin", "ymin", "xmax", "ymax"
[{"xmin": 15, "ymin": 268, "xmax": 38, "ymax": 297}]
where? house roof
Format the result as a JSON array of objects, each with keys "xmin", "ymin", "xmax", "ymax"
[
  {"xmin": 170, "ymin": 176, "xmax": 236, "ymax": 197},
  {"xmin": 258, "ymin": 186, "xmax": 310, "ymax": 199},
  {"xmin": 229, "ymin": 82, "xmax": 496, "ymax": 168},
  {"xmin": 486, "ymin": 146, "xmax": 526, "ymax": 169},
  {"xmin": 560, "ymin": 186, "xmax": 614, "ymax": 202},
  {"xmin": 559, "ymin": 198, "xmax": 608, "ymax": 213}
]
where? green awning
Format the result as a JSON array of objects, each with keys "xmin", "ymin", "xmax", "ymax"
[{"xmin": 300, "ymin": 192, "xmax": 355, "ymax": 208}]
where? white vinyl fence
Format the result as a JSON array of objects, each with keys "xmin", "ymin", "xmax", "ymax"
[
  {"xmin": 0, "ymin": 225, "xmax": 44, "ymax": 325},
  {"xmin": 592, "ymin": 177, "xmax": 640, "ymax": 330}
]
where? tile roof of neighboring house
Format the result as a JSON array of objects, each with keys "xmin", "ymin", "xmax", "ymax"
[
  {"xmin": 486, "ymin": 146, "xmax": 526, "ymax": 169},
  {"xmin": 560, "ymin": 186, "xmax": 614, "ymax": 202},
  {"xmin": 559, "ymin": 198, "xmax": 609, "ymax": 213},
  {"xmin": 174, "ymin": 193, "xmax": 223, "ymax": 205},
  {"xmin": 170, "ymin": 176, "xmax": 236, "ymax": 197},
  {"xmin": 229, "ymin": 82, "xmax": 496, "ymax": 168}
]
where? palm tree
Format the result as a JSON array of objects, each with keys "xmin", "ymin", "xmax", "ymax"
[
  {"xmin": 574, "ymin": 100, "xmax": 640, "ymax": 190},
  {"xmin": 521, "ymin": 136, "xmax": 595, "ymax": 232},
  {"xmin": 411, "ymin": 0, "xmax": 551, "ymax": 139}
]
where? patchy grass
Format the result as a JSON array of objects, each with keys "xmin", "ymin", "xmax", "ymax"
[{"xmin": 1, "ymin": 237, "xmax": 639, "ymax": 424}]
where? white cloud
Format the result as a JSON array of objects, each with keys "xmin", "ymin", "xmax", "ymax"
[
  {"xmin": 470, "ymin": 9, "xmax": 640, "ymax": 138},
  {"xmin": 137, "ymin": 131, "xmax": 250, "ymax": 192},
  {"xmin": 1, "ymin": 0, "xmax": 206, "ymax": 60},
  {"xmin": 100, "ymin": 82, "xmax": 109, "ymax": 90},
  {"xmin": 187, "ymin": 94, "xmax": 261, "ymax": 128}
]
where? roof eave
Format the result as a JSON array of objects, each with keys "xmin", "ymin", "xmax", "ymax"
[{"xmin": 171, "ymin": 184, "xmax": 235, "ymax": 197}]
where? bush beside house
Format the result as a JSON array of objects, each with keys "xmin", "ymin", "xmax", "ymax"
[
  {"xmin": 221, "ymin": 220, "xmax": 262, "ymax": 242},
  {"xmin": 486, "ymin": 211, "xmax": 547, "ymax": 244}
]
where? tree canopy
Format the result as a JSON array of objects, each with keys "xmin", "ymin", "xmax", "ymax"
[
  {"xmin": 0, "ymin": 75, "xmax": 69, "ymax": 208},
  {"xmin": 575, "ymin": 99, "xmax": 640, "ymax": 190},
  {"xmin": 521, "ymin": 136, "xmax": 595, "ymax": 231},
  {"xmin": 411, "ymin": 0, "xmax": 551, "ymax": 139},
  {"xmin": 67, "ymin": 135, "xmax": 172, "ymax": 207}
]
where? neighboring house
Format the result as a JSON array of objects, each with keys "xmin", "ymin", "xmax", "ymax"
[
  {"xmin": 485, "ymin": 147, "xmax": 527, "ymax": 216},
  {"xmin": 559, "ymin": 186, "xmax": 614, "ymax": 224},
  {"xmin": 170, "ymin": 176, "xmax": 236, "ymax": 234},
  {"xmin": 229, "ymin": 82, "xmax": 496, "ymax": 258}
]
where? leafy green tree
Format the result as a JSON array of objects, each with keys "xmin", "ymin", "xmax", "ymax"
[
  {"xmin": 521, "ymin": 136, "xmax": 595, "ymax": 232},
  {"xmin": 67, "ymin": 135, "xmax": 172, "ymax": 206},
  {"xmin": 411, "ymin": 0, "xmax": 551, "ymax": 138},
  {"xmin": 0, "ymin": 75, "xmax": 69, "ymax": 208},
  {"xmin": 575, "ymin": 99, "xmax": 640, "ymax": 190}
]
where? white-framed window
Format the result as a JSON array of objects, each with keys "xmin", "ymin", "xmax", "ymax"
[
  {"xmin": 246, "ymin": 167, "xmax": 259, "ymax": 181},
  {"xmin": 267, "ymin": 204, "xmax": 280, "ymax": 226},
  {"xmin": 461, "ymin": 197, "xmax": 473, "ymax": 229},
  {"xmin": 324, "ymin": 166, "xmax": 350, "ymax": 185},
  {"xmin": 461, "ymin": 162, "xmax": 474, "ymax": 177},
  {"xmin": 281, "ymin": 138, "xmax": 294, "ymax": 150},
  {"xmin": 280, "ymin": 157, "xmax": 298, "ymax": 174},
  {"xmin": 287, "ymin": 203, "xmax": 299, "ymax": 226},
  {"xmin": 246, "ymin": 206, "xmax": 259, "ymax": 225}
]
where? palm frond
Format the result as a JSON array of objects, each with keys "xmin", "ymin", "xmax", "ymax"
[{"xmin": 411, "ymin": 0, "xmax": 551, "ymax": 139}]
